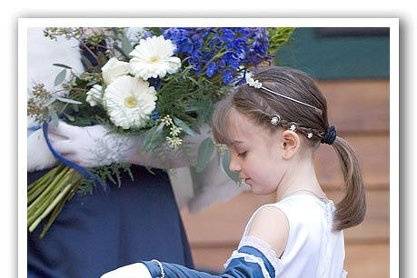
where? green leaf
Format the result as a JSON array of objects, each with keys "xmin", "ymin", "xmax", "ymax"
[
  {"xmin": 267, "ymin": 27, "xmax": 295, "ymax": 55},
  {"xmin": 53, "ymin": 63, "xmax": 72, "ymax": 69},
  {"xmin": 221, "ymin": 150, "xmax": 240, "ymax": 182},
  {"xmin": 97, "ymin": 52, "xmax": 108, "ymax": 68},
  {"xmin": 120, "ymin": 33, "xmax": 133, "ymax": 56},
  {"xmin": 63, "ymin": 113, "xmax": 75, "ymax": 122},
  {"xmin": 148, "ymin": 28, "xmax": 162, "ymax": 36},
  {"xmin": 173, "ymin": 117, "xmax": 197, "ymax": 136},
  {"xmin": 55, "ymin": 96, "xmax": 82, "ymax": 105},
  {"xmin": 71, "ymin": 103, "xmax": 79, "ymax": 112},
  {"xmin": 50, "ymin": 111, "xmax": 60, "ymax": 127},
  {"xmin": 194, "ymin": 137, "xmax": 214, "ymax": 173},
  {"xmin": 143, "ymin": 123, "xmax": 165, "ymax": 152},
  {"xmin": 54, "ymin": 69, "xmax": 67, "ymax": 86}
]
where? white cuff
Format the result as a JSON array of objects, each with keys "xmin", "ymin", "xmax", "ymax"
[{"xmin": 101, "ymin": 263, "xmax": 152, "ymax": 278}]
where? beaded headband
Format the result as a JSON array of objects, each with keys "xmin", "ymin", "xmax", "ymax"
[
  {"xmin": 245, "ymin": 72, "xmax": 336, "ymax": 144},
  {"xmin": 245, "ymin": 72, "xmax": 323, "ymax": 114}
]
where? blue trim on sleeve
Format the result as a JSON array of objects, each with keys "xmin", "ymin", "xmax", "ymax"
[
  {"xmin": 237, "ymin": 245, "xmax": 275, "ymax": 278},
  {"xmin": 224, "ymin": 257, "xmax": 264, "ymax": 277},
  {"xmin": 142, "ymin": 260, "xmax": 163, "ymax": 277},
  {"xmin": 142, "ymin": 244, "xmax": 275, "ymax": 278}
]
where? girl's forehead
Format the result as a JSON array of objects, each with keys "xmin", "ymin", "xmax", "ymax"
[{"xmin": 228, "ymin": 110, "xmax": 261, "ymax": 142}]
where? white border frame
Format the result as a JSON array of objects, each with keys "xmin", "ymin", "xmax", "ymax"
[{"xmin": 18, "ymin": 18, "xmax": 399, "ymax": 278}]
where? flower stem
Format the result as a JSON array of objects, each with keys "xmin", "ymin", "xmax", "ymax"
[
  {"xmin": 28, "ymin": 166, "xmax": 63, "ymax": 203},
  {"xmin": 27, "ymin": 168, "xmax": 73, "ymax": 227},
  {"xmin": 39, "ymin": 178, "xmax": 81, "ymax": 239},
  {"xmin": 29, "ymin": 182, "xmax": 74, "ymax": 232},
  {"xmin": 27, "ymin": 167, "xmax": 71, "ymax": 217}
]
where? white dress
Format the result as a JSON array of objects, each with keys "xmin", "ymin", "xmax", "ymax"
[{"xmin": 225, "ymin": 193, "xmax": 348, "ymax": 278}]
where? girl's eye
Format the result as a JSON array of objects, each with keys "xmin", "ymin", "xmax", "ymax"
[{"xmin": 238, "ymin": 151, "xmax": 248, "ymax": 158}]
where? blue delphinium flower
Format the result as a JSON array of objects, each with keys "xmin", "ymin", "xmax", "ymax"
[
  {"xmin": 162, "ymin": 27, "xmax": 271, "ymax": 84},
  {"xmin": 206, "ymin": 62, "xmax": 217, "ymax": 78},
  {"xmin": 222, "ymin": 70, "xmax": 234, "ymax": 85}
]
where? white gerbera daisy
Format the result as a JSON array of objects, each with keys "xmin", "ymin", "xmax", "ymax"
[
  {"xmin": 129, "ymin": 36, "xmax": 181, "ymax": 80},
  {"xmin": 101, "ymin": 57, "xmax": 131, "ymax": 85},
  {"xmin": 103, "ymin": 76, "xmax": 157, "ymax": 129}
]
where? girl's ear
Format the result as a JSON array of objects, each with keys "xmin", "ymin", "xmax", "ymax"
[{"xmin": 280, "ymin": 130, "xmax": 301, "ymax": 159}]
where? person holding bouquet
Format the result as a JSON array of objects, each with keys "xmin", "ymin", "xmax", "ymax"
[{"xmin": 26, "ymin": 28, "xmax": 227, "ymax": 278}]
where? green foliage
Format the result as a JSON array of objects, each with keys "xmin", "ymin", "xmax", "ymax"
[
  {"xmin": 54, "ymin": 69, "xmax": 67, "ymax": 86},
  {"xmin": 143, "ymin": 123, "xmax": 166, "ymax": 152},
  {"xmin": 194, "ymin": 137, "xmax": 215, "ymax": 173},
  {"xmin": 156, "ymin": 67, "xmax": 227, "ymax": 131},
  {"xmin": 267, "ymin": 27, "xmax": 295, "ymax": 56},
  {"xmin": 220, "ymin": 148, "xmax": 240, "ymax": 183},
  {"xmin": 78, "ymin": 162, "xmax": 134, "ymax": 195}
]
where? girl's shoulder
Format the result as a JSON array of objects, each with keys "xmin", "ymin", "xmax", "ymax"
[{"xmin": 244, "ymin": 204, "xmax": 290, "ymax": 259}]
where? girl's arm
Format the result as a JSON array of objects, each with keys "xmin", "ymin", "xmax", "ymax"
[{"xmin": 101, "ymin": 207, "xmax": 289, "ymax": 278}]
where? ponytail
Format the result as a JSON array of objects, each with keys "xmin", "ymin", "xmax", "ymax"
[{"xmin": 331, "ymin": 136, "xmax": 367, "ymax": 231}]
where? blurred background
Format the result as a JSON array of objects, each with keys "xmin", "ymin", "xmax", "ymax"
[{"xmin": 180, "ymin": 27, "xmax": 390, "ymax": 278}]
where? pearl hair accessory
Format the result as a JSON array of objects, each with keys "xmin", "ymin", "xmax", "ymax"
[
  {"xmin": 270, "ymin": 115, "xmax": 281, "ymax": 126},
  {"xmin": 245, "ymin": 72, "xmax": 263, "ymax": 88}
]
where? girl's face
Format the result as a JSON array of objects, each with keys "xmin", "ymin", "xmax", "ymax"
[{"xmin": 227, "ymin": 110, "xmax": 289, "ymax": 195}]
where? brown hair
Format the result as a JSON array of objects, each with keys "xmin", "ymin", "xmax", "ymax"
[{"xmin": 211, "ymin": 66, "xmax": 366, "ymax": 231}]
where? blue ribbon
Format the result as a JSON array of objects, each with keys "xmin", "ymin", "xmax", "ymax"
[{"xmin": 42, "ymin": 122, "xmax": 107, "ymax": 191}]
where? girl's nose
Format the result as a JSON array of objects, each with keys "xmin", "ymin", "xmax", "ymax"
[{"xmin": 229, "ymin": 152, "xmax": 241, "ymax": 172}]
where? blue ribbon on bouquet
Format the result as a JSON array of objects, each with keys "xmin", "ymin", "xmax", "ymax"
[{"xmin": 42, "ymin": 122, "xmax": 107, "ymax": 191}]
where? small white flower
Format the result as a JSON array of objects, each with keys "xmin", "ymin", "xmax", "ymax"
[
  {"xmin": 289, "ymin": 124, "xmax": 297, "ymax": 131},
  {"xmin": 307, "ymin": 133, "xmax": 313, "ymax": 139},
  {"xmin": 169, "ymin": 126, "xmax": 182, "ymax": 137},
  {"xmin": 86, "ymin": 84, "xmax": 103, "ymax": 106},
  {"xmin": 101, "ymin": 57, "xmax": 131, "ymax": 85},
  {"xmin": 166, "ymin": 136, "xmax": 183, "ymax": 149},
  {"xmin": 129, "ymin": 36, "xmax": 181, "ymax": 80},
  {"xmin": 125, "ymin": 27, "xmax": 147, "ymax": 44},
  {"xmin": 160, "ymin": 115, "xmax": 174, "ymax": 126},
  {"xmin": 103, "ymin": 76, "xmax": 157, "ymax": 129},
  {"xmin": 245, "ymin": 72, "xmax": 262, "ymax": 88}
]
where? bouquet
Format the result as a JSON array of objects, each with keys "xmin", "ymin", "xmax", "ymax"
[{"xmin": 27, "ymin": 26, "xmax": 294, "ymax": 238}]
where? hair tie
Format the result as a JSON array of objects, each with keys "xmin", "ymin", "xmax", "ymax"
[{"xmin": 321, "ymin": 125, "xmax": 337, "ymax": 145}]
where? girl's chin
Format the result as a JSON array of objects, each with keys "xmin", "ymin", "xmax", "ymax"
[{"xmin": 247, "ymin": 181, "xmax": 276, "ymax": 195}]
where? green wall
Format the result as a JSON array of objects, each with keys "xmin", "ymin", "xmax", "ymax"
[{"xmin": 276, "ymin": 28, "xmax": 390, "ymax": 80}]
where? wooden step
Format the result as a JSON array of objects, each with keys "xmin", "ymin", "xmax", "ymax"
[
  {"xmin": 182, "ymin": 188, "xmax": 389, "ymax": 245},
  {"xmin": 316, "ymin": 134, "xmax": 389, "ymax": 190},
  {"xmin": 317, "ymin": 80, "xmax": 389, "ymax": 134}
]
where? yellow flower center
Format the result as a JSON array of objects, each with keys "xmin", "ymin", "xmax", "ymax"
[
  {"xmin": 148, "ymin": 56, "xmax": 160, "ymax": 63},
  {"xmin": 124, "ymin": 96, "xmax": 138, "ymax": 108}
]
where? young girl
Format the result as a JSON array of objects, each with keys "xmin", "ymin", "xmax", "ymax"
[{"xmin": 102, "ymin": 66, "xmax": 367, "ymax": 278}]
